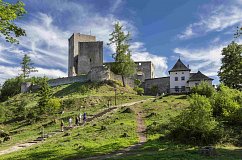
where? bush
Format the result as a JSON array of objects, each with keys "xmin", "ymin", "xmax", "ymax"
[
  {"xmin": 168, "ymin": 94, "xmax": 222, "ymax": 145},
  {"xmin": 134, "ymin": 87, "xmax": 144, "ymax": 95},
  {"xmin": 151, "ymin": 85, "xmax": 158, "ymax": 95},
  {"xmin": 47, "ymin": 98, "xmax": 61, "ymax": 114},
  {"xmin": 211, "ymin": 85, "xmax": 242, "ymax": 123},
  {"xmin": 191, "ymin": 81, "xmax": 215, "ymax": 98}
]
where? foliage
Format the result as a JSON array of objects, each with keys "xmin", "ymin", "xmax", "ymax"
[
  {"xmin": 234, "ymin": 26, "xmax": 242, "ymax": 38},
  {"xmin": 0, "ymin": 0, "xmax": 26, "ymax": 43},
  {"xmin": 37, "ymin": 77, "xmax": 52, "ymax": 114},
  {"xmin": 151, "ymin": 85, "xmax": 158, "ymax": 95},
  {"xmin": 46, "ymin": 98, "xmax": 61, "ymax": 114},
  {"xmin": 134, "ymin": 79, "xmax": 141, "ymax": 86},
  {"xmin": 0, "ymin": 76, "xmax": 24, "ymax": 101},
  {"xmin": 168, "ymin": 94, "xmax": 221, "ymax": 145},
  {"xmin": 190, "ymin": 81, "xmax": 215, "ymax": 97},
  {"xmin": 218, "ymin": 42, "xmax": 242, "ymax": 90},
  {"xmin": 134, "ymin": 86, "xmax": 144, "ymax": 95},
  {"xmin": 21, "ymin": 54, "xmax": 38, "ymax": 79},
  {"xmin": 211, "ymin": 85, "xmax": 242, "ymax": 123},
  {"xmin": 108, "ymin": 22, "xmax": 136, "ymax": 87}
]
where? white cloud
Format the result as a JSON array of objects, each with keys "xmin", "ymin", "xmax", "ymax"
[
  {"xmin": 173, "ymin": 43, "xmax": 225, "ymax": 77},
  {"xmin": 0, "ymin": 66, "xmax": 67, "ymax": 84},
  {"xmin": 130, "ymin": 42, "xmax": 168, "ymax": 77},
  {"xmin": 178, "ymin": 1, "xmax": 242, "ymax": 39},
  {"xmin": 0, "ymin": 0, "xmax": 158, "ymax": 84}
]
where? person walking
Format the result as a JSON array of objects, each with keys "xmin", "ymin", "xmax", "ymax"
[
  {"xmin": 69, "ymin": 117, "xmax": 73, "ymax": 128},
  {"xmin": 75, "ymin": 116, "xmax": 79, "ymax": 126},
  {"xmin": 61, "ymin": 120, "xmax": 64, "ymax": 132},
  {"xmin": 79, "ymin": 112, "xmax": 82, "ymax": 124},
  {"xmin": 83, "ymin": 112, "xmax": 86, "ymax": 125}
]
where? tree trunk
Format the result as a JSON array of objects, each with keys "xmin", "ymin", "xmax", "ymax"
[{"xmin": 121, "ymin": 75, "xmax": 126, "ymax": 87}]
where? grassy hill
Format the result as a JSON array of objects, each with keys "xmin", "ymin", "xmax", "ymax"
[
  {"xmin": 1, "ymin": 82, "xmax": 242, "ymax": 160},
  {"xmin": 0, "ymin": 81, "xmax": 150, "ymax": 151}
]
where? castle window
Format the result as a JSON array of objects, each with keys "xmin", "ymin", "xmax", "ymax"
[
  {"xmin": 139, "ymin": 63, "xmax": 141, "ymax": 66},
  {"xmin": 90, "ymin": 58, "xmax": 92, "ymax": 62},
  {"xmin": 181, "ymin": 76, "xmax": 185, "ymax": 81},
  {"xmin": 176, "ymin": 73, "xmax": 177, "ymax": 74},
  {"xmin": 175, "ymin": 86, "xmax": 179, "ymax": 92},
  {"xmin": 175, "ymin": 77, "xmax": 178, "ymax": 81},
  {"xmin": 182, "ymin": 72, "xmax": 184, "ymax": 74},
  {"xmin": 181, "ymin": 86, "xmax": 185, "ymax": 91}
]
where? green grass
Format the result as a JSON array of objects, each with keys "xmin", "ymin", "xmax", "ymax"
[
  {"xmin": 113, "ymin": 95, "xmax": 242, "ymax": 160},
  {"xmin": 0, "ymin": 81, "xmax": 150, "ymax": 152},
  {"xmin": 0, "ymin": 107, "xmax": 139, "ymax": 160}
]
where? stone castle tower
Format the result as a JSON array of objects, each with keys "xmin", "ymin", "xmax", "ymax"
[{"xmin": 68, "ymin": 33, "xmax": 103, "ymax": 77}]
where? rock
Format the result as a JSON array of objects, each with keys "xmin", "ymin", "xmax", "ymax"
[
  {"xmin": 121, "ymin": 107, "xmax": 133, "ymax": 113},
  {"xmin": 120, "ymin": 132, "xmax": 129, "ymax": 138},
  {"xmin": 3, "ymin": 136, "xmax": 11, "ymax": 142},
  {"xmin": 199, "ymin": 146, "xmax": 217, "ymax": 156},
  {"xmin": 100, "ymin": 126, "xmax": 107, "ymax": 130}
]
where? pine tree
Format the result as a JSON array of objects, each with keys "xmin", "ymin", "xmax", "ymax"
[
  {"xmin": 108, "ymin": 22, "xmax": 136, "ymax": 87},
  {"xmin": 218, "ymin": 42, "xmax": 242, "ymax": 90},
  {"xmin": 21, "ymin": 54, "xmax": 37, "ymax": 79},
  {"xmin": 38, "ymin": 77, "xmax": 52, "ymax": 114}
]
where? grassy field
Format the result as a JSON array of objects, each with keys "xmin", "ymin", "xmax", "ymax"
[
  {"xmin": 2, "ymin": 89, "xmax": 242, "ymax": 159},
  {"xmin": 0, "ymin": 106, "xmax": 139, "ymax": 160},
  {"xmin": 114, "ymin": 95, "xmax": 242, "ymax": 160},
  {"xmin": 0, "ymin": 81, "xmax": 150, "ymax": 151}
]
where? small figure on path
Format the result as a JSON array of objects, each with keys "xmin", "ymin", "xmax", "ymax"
[
  {"xmin": 79, "ymin": 112, "xmax": 82, "ymax": 124},
  {"xmin": 69, "ymin": 117, "xmax": 73, "ymax": 127},
  {"xmin": 61, "ymin": 120, "xmax": 64, "ymax": 132},
  {"xmin": 83, "ymin": 112, "xmax": 87, "ymax": 125},
  {"xmin": 75, "ymin": 116, "xmax": 79, "ymax": 126}
]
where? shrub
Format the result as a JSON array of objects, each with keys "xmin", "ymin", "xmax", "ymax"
[
  {"xmin": 212, "ymin": 85, "xmax": 242, "ymax": 123},
  {"xmin": 168, "ymin": 94, "xmax": 221, "ymax": 145},
  {"xmin": 47, "ymin": 98, "xmax": 61, "ymax": 114},
  {"xmin": 190, "ymin": 81, "xmax": 215, "ymax": 98},
  {"xmin": 134, "ymin": 86, "xmax": 144, "ymax": 95},
  {"xmin": 151, "ymin": 85, "xmax": 158, "ymax": 95}
]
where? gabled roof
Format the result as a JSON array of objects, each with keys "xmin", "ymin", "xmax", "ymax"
[
  {"xmin": 188, "ymin": 71, "xmax": 213, "ymax": 82},
  {"xmin": 169, "ymin": 59, "xmax": 191, "ymax": 73}
]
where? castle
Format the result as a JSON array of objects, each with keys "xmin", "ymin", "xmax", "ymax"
[
  {"xmin": 68, "ymin": 33, "xmax": 213, "ymax": 94},
  {"xmin": 21, "ymin": 33, "xmax": 213, "ymax": 94},
  {"xmin": 68, "ymin": 33, "xmax": 155, "ymax": 82}
]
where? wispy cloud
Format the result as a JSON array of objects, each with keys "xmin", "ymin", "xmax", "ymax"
[{"xmin": 178, "ymin": 0, "xmax": 242, "ymax": 39}]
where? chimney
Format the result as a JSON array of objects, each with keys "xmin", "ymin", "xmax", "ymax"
[{"xmin": 187, "ymin": 64, "xmax": 189, "ymax": 69}]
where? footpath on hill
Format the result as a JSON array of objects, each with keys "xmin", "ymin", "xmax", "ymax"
[
  {"xmin": 0, "ymin": 98, "xmax": 152, "ymax": 156},
  {"xmin": 81, "ymin": 103, "xmax": 147, "ymax": 160}
]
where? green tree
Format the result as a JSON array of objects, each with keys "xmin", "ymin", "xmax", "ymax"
[
  {"xmin": 108, "ymin": 22, "xmax": 136, "ymax": 87},
  {"xmin": 0, "ymin": 76, "xmax": 24, "ymax": 101},
  {"xmin": 191, "ymin": 81, "xmax": 215, "ymax": 98},
  {"xmin": 38, "ymin": 77, "xmax": 52, "ymax": 114},
  {"xmin": 234, "ymin": 26, "xmax": 242, "ymax": 38},
  {"xmin": 169, "ymin": 94, "xmax": 221, "ymax": 145},
  {"xmin": 21, "ymin": 54, "xmax": 38, "ymax": 79},
  {"xmin": 0, "ymin": 0, "xmax": 26, "ymax": 43},
  {"xmin": 218, "ymin": 42, "xmax": 242, "ymax": 90}
]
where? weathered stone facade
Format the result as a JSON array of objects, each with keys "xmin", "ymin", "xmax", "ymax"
[{"xmin": 68, "ymin": 33, "xmax": 102, "ymax": 76}]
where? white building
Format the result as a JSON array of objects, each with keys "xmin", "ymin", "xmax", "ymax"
[
  {"xmin": 169, "ymin": 58, "xmax": 213, "ymax": 93},
  {"xmin": 143, "ymin": 58, "xmax": 213, "ymax": 94}
]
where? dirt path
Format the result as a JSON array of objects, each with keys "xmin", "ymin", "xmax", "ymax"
[
  {"xmin": 0, "ymin": 98, "xmax": 151, "ymax": 156},
  {"xmin": 81, "ymin": 103, "xmax": 147, "ymax": 160}
]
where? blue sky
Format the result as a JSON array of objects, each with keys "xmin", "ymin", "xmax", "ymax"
[{"xmin": 0, "ymin": 0, "xmax": 242, "ymax": 84}]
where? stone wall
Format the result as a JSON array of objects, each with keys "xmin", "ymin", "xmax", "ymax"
[
  {"xmin": 109, "ymin": 72, "xmax": 134, "ymax": 88},
  {"xmin": 48, "ymin": 75, "xmax": 89, "ymax": 87},
  {"xmin": 143, "ymin": 77, "xmax": 170, "ymax": 95}
]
